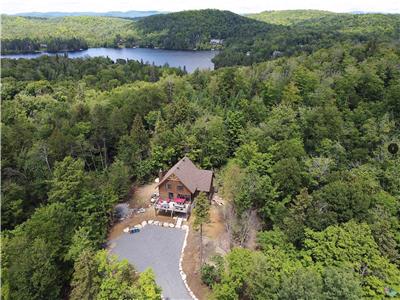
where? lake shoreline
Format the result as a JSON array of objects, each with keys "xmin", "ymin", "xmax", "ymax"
[
  {"xmin": 1, "ymin": 46, "xmax": 220, "ymax": 56},
  {"xmin": 1, "ymin": 47, "xmax": 218, "ymax": 73}
]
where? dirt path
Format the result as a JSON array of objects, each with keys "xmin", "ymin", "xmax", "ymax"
[
  {"xmin": 129, "ymin": 181, "xmax": 158, "ymax": 208},
  {"xmin": 182, "ymin": 199, "xmax": 229, "ymax": 300}
]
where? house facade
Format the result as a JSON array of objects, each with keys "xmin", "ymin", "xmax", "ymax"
[{"xmin": 155, "ymin": 157, "xmax": 214, "ymax": 216}]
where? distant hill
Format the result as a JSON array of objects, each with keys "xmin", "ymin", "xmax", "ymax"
[
  {"xmin": 2, "ymin": 9, "xmax": 400, "ymax": 67},
  {"xmin": 1, "ymin": 15, "xmax": 138, "ymax": 52},
  {"xmin": 135, "ymin": 9, "xmax": 276, "ymax": 49},
  {"xmin": 247, "ymin": 10, "xmax": 340, "ymax": 25},
  {"xmin": 11, "ymin": 10, "xmax": 165, "ymax": 19}
]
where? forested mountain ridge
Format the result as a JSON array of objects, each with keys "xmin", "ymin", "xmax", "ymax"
[
  {"xmin": 246, "ymin": 9, "xmax": 339, "ymax": 25},
  {"xmin": 213, "ymin": 12, "xmax": 400, "ymax": 67},
  {"xmin": 2, "ymin": 9, "xmax": 400, "ymax": 68},
  {"xmin": 1, "ymin": 15, "xmax": 139, "ymax": 53},
  {"xmin": 11, "ymin": 10, "xmax": 164, "ymax": 18},
  {"xmin": 135, "ymin": 9, "xmax": 276, "ymax": 50},
  {"xmin": 2, "ymin": 39, "xmax": 400, "ymax": 298}
]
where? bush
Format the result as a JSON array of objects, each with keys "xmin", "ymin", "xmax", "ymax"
[{"xmin": 200, "ymin": 255, "xmax": 224, "ymax": 287}]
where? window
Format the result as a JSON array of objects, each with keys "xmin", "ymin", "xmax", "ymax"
[
  {"xmin": 166, "ymin": 183, "xmax": 172, "ymax": 190},
  {"xmin": 177, "ymin": 185, "xmax": 184, "ymax": 191},
  {"xmin": 178, "ymin": 194, "xmax": 191, "ymax": 201}
]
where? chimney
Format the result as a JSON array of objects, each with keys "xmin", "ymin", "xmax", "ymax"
[{"xmin": 158, "ymin": 169, "xmax": 164, "ymax": 181}]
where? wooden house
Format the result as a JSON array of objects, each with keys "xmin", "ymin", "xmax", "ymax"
[{"xmin": 155, "ymin": 157, "xmax": 214, "ymax": 216}]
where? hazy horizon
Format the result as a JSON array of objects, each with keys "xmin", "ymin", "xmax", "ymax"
[{"xmin": 1, "ymin": 0, "xmax": 399, "ymax": 15}]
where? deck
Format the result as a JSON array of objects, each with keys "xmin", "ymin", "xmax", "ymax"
[{"xmin": 154, "ymin": 198, "xmax": 192, "ymax": 216}]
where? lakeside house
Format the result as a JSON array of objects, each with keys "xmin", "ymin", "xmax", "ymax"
[
  {"xmin": 155, "ymin": 157, "xmax": 214, "ymax": 216},
  {"xmin": 210, "ymin": 38, "xmax": 223, "ymax": 45}
]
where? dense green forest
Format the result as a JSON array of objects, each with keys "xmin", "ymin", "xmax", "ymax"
[
  {"xmin": 246, "ymin": 10, "xmax": 339, "ymax": 25},
  {"xmin": 135, "ymin": 9, "xmax": 273, "ymax": 50},
  {"xmin": 1, "ymin": 15, "xmax": 139, "ymax": 53},
  {"xmin": 3, "ymin": 10, "xmax": 400, "ymax": 71},
  {"xmin": 2, "ymin": 35, "xmax": 400, "ymax": 299},
  {"xmin": 2, "ymin": 7, "xmax": 400, "ymax": 300}
]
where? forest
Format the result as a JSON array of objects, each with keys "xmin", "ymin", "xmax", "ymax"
[
  {"xmin": 1, "ymin": 15, "xmax": 139, "ymax": 53},
  {"xmin": 246, "ymin": 10, "xmax": 339, "ymax": 25},
  {"xmin": 1, "ymin": 35, "xmax": 400, "ymax": 299},
  {"xmin": 3, "ymin": 10, "xmax": 400, "ymax": 68},
  {"xmin": 2, "ymin": 25, "xmax": 400, "ymax": 298}
]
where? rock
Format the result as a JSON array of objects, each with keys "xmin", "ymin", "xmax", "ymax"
[
  {"xmin": 153, "ymin": 221, "xmax": 159, "ymax": 226},
  {"xmin": 163, "ymin": 222, "xmax": 169, "ymax": 227},
  {"xmin": 169, "ymin": 223, "xmax": 175, "ymax": 228},
  {"xmin": 141, "ymin": 220, "xmax": 147, "ymax": 227},
  {"xmin": 182, "ymin": 273, "xmax": 187, "ymax": 280},
  {"xmin": 123, "ymin": 227, "xmax": 129, "ymax": 233},
  {"xmin": 148, "ymin": 220, "xmax": 154, "ymax": 224},
  {"xmin": 135, "ymin": 224, "xmax": 142, "ymax": 229}
]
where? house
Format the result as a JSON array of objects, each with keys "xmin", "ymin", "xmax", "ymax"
[
  {"xmin": 155, "ymin": 157, "xmax": 214, "ymax": 216},
  {"xmin": 210, "ymin": 39, "xmax": 223, "ymax": 45}
]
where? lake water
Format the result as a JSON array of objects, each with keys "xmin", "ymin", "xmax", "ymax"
[{"xmin": 1, "ymin": 48, "xmax": 218, "ymax": 73}]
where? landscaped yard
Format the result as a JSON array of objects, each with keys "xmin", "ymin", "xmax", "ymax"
[{"xmin": 110, "ymin": 225, "xmax": 191, "ymax": 300}]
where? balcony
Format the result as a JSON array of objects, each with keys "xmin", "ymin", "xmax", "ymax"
[{"xmin": 154, "ymin": 197, "xmax": 192, "ymax": 215}]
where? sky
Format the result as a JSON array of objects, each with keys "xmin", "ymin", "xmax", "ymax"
[{"xmin": 1, "ymin": 0, "xmax": 399, "ymax": 14}]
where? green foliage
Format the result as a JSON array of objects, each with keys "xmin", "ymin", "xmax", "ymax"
[
  {"xmin": 1, "ymin": 15, "xmax": 139, "ymax": 52},
  {"xmin": 3, "ymin": 10, "xmax": 400, "ymax": 71},
  {"xmin": 107, "ymin": 159, "xmax": 131, "ymax": 199},
  {"xmin": 304, "ymin": 221, "xmax": 400, "ymax": 298},
  {"xmin": 193, "ymin": 192, "xmax": 211, "ymax": 230},
  {"xmin": 70, "ymin": 249, "xmax": 100, "ymax": 300},
  {"xmin": 136, "ymin": 269, "xmax": 162, "ymax": 300},
  {"xmin": 2, "ymin": 203, "xmax": 76, "ymax": 300},
  {"xmin": 201, "ymin": 255, "xmax": 224, "ymax": 287},
  {"xmin": 247, "ymin": 10, "xmax": 337, "ymax": 26},
  {"xmin": 4, "ymin": 236, "xmax": 62, "ymax": 300},
  {"xmin": 136, "ymin": 9, "xmax": 271, "ymax": 50},
  {"xmin": 279, "ymin": 267, "xmax": 324, "ymax": 300},
  {"xmin": 321, "ymin": 267, "xmax": 363, "ymax": 300},
  {"xmin": 2, "ymin": 18, "xmax": 400, "ymax": 299},
  {"xmin": 70, "ymin": 250, "xmax": 161, "ymax": 300},
  {"xmin": 48, "ymin": 156, "xmax": 85, "ymax": 204}
]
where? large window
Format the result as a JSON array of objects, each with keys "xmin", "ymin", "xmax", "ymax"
[{"xmin": 177, "ymin": 185, "xmax": 184, "ymax": 191}]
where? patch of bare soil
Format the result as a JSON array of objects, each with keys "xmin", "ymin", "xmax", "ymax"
[
  {"xmin": 129, "ymin": 181, "xmax": 158, "ymax": 208},
  {"xmin": 108, "ymin": 182, "xmax": 178, "ymax": 240},
  {"xmin": 183, "ymin": 197, "xmax": 229, "ymax": 300},
  {"xmin": 108, "ymin": 207, "xmax": 177, "ymax": 240}
]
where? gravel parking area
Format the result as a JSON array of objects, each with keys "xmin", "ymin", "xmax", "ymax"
[{"xmin": 110, "ymin": 225, "xmax": 191, "ymax": 300}]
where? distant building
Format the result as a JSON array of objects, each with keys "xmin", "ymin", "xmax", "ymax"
[
  {"xmin": 155, "ymin": 157, "xmax": 214, "ymax": 216},
  {"xmin": 272, "ymin": 50, "xmax": 283, "ymax": 58},
  {"xmin": 210, "ymin": 39, "xmax": 224, "ymax": 45}
]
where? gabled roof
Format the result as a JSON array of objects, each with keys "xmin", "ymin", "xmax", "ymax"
[{"xmin": 158, "ymin": 157, "xmax": 213, "ymax": 194}]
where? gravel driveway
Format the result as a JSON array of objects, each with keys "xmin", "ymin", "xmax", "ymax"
[{"xmin": 110, "ymin": 225, "xmax": 191, "ymax": 300}]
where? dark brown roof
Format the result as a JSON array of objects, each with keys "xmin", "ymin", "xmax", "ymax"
[{"xmin": 158, "ymin": 157, "xmax": 213, "ymax": 193}]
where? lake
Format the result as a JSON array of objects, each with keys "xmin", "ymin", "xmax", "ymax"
[{"xmin": 0, "ymin": 47, "xmax": 218, "ymax": 73}]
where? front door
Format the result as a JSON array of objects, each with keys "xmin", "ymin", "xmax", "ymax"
[{"xmin": 168, "ymin": 192, "xmax": 174, "ymax": 199}]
